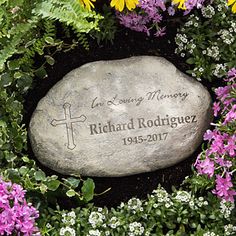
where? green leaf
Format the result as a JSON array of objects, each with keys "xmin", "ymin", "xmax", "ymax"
[
  {"xmin": 47, "ymin": 180, "xmax": 60, "ymax": 191},
  {"xmin": 0, "ymin": 120, "xmax": 7, "ymax": 128},
  {"xmin": 14, "ymin": 71, "xmax": 23, "ymax": 79},
  {"xmin": 16, "ymin": 74, "xmax": 32, "ymax": 92},
  {"xmin": 19, "ymin": 166, "xmax": 29, "ymax": 176},
  {"xmin": 34, "ymin": 170, "xmax": 46, "ymax": 181},
  {"xmin": 186, "ymin": 57, "xmax": 195, "ymax": 65},
  {"xmin": 45, "ymin": 55, "xmax": 55, "ymax": 66},
  {"xmin": 22, "ymin": 156, "xmax": 30, "ymax": 163},
  {"xmin": 35, "ymin": 67, "xmax": 47, "ymax": 79},
  {"xmin": 7, "ymin": 60, "xmax": 20, "ymax": 70},
  {"xmin": 66, "ymin": 189, "xmax": 76, "ymax": 197},
  {"xmin": 0, "ymin": 73, "xmax": 13, "ymax": 87},
  {"xmin": 64, "ymin": 177, "xmax": 80, "ymax": 188},
  {"xmin": 81, "ymin": 178, "xmax": 95, "ymax": 202},
  {"xmin": 45, "ymin": 36, "xmax": 54, "ymax": 44}
]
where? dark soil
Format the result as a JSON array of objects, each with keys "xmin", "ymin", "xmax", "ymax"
[{"xmin": 23, "ymin": 21, "xmax": 218, "ymax": 208}]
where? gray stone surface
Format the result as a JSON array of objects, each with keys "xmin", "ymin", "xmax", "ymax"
[{"xmin": 29, "ymin": 56, "xmax": 212, "ymax": 177}]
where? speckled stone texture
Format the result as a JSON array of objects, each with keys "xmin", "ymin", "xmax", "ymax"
[{"xmin": 29, "ymin": 56, "xmax": 212, "ymax": 177}]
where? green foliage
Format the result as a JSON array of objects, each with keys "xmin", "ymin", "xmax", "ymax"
[
  {"xmin": 39, "ymin": 187, "xmax": 236, "ymax": 236},
  {"xmin": 175, "ymin": 0, "xmax": 236, "ymax": 81},
  {"xmin": 0, "ymin": 0, "xmax": 103, "ymax": 210},
  {"xmin": 33, "ymin": 0, "xmax": 103, "ymax": 34},
  {"xmin": 91, "ymin": 5, "xmax": 117, "ymax": 44}
]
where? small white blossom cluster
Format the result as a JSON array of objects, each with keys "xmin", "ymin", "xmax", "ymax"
[
  {"xmin": 87, "ymin": 229, "xmax": 101, "ymax": 236},
  {"xmin": 174, "ymin": 190, "xmax": 191, "ymax": 203},
  {"xmin": 89, "ymin": 211, "xmax": 105, "ymax": 228},
  {"xmin": 213, "ymin": 63, "xmax": 227, "ymax": 78},
  {"xmin": 203, "ymin": 232, "xmax": 219, "ymax": 236},
  {"xmin": 192, "ymin": 67, "xmax": 204, "ymax": 81},
  {"xmin": 201, "ymin": 5, "xmax": 215, "ymax": 18},
  {"xmin": 108, "ymin": 216, "xmax": 120, "ymax": 229},
  {"xmin": 152, "ymin": 188, "xmax": 169, "ymax": 202},
  {"xmin": 224, "ymin": 224, "xmax": 236, "ymax": 236},
  {"xmin": 218, "ymin": 29, "xmax": 235, "ymax": 45},
  {"xmin": 151, "ymin": 188, "xmax": 173, "ymax": 208},
  {"xmin": 205, "ymin": 46, "xmax": 220, "ymax": 60},
  {"xmin": 59, "ymin": 211, "xmax": 77, "ymax": 236},
  {"xmin": 220, "ymin": 200, "xmax": 235, "ymax": 218},
  {"xmin": 62, "ymin": 211, "xmax": 76, "ymax": 225},
  {"xmin": 196, "ymin": 197, "xmax": 208, "ymax": 207},
  {"xmin": 127, "ymin": 198, "xmax": 143, "ymax": 213},
  {"xmin": 188, "ymin": 196, "xmax": 208, "ymax": 210},
  {"xmin": 128, "ymin": 222, "xmax": 144, "ymax": 236},
  {"xmin": 59, "ymin": 226, "xmax": 76, "ymax": 236}
]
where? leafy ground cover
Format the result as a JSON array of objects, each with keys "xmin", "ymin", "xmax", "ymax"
[{"xmin": 0, "ymin": 0, "xmax": 235, "ymax": 235}]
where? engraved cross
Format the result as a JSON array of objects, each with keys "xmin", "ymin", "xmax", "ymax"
[{"xmin": 51, "ymin": 103, "xmax": 86, "ymax": 150}]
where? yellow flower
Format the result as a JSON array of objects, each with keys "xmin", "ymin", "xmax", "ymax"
[
  {"xmin": 110, "ymin": 0, "xmax": 139, "ymax": 12},
  {"xmin": 172, "ymin": 0, "xmax": 186, "ymax": 10},
  {"xmin": 228, "ymin": 0, "xmax": 236, "ymax": 13},
  {"xmin": 79, "ymin": 0, "xmax": 96, "ymax": 11}
]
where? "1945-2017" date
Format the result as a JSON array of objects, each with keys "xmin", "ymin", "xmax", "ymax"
[{"xmin": 122, "ymin": 132, "xmax": 168, "ymax": 145}]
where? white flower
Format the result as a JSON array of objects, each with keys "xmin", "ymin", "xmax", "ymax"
[
  {"xmin": 201, "ymin": 5, "xmax": 215, "ymax": 18},
  {"xmin": 62, "ymin": 211, "xmax": 76, "ymax": 225},
  {"xmin": 206, "ymin": 46, "xmax": 220, "ymax": 60},
  {"xmin": 220, "ymin": 200, "xmax": 235, "ymax": 218},
  {"xmin": 89, "ymin": 212, "xmax": 104, "ymax": 228},
  {"xmin": 175, "ymin": 191, "xmax": 191, "ymax": 203},
  {"xmin": 128, "ymin": 222, "xmax": 144, "ymax": 236},
  {"xmin": 108, "ymin": 216, "xmax": 120, "ymax": 229},
  {"xmin": 46, "ymin": 223, "xmax": 52, "ymax": 228},
  {"xmin": 59, "ymin": 226, "xmax": 76, "ymax": 236},
  {"xmin": 128, "ymin": 198, "xmax": 142, "ymax": 212},
  {"xmin": 88, "ymin": 229, "xmax": 101, "ymax": 236},
  {"xmin": 152, "ymin": 188, "xmax": 170, "ymax": 203},
  {"xmin": 105, "ymin": 231, "xmax": 110, "ymax": 236}
]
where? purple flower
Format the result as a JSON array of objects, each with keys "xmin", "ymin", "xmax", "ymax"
[
  {"xmin": 154, "ymin": 27, "xmax": 166, "ymax": 37},
  {"xmin": 168, "ymin": 6, "xmax": 175, "ymax": 16},
  {"xmin": 203, "ymin": 129, "xmax": 217, "ymax": 141},
  {"xmin": 195, "ymin": 68, "xmax": 235, "ymax": 203},
  {"xmin": 223, "ymin": 105, "xmax": 236, "ymax": 124},
  {"xmin": 117, "ymin": 0, "xmax": 167, "ymax": 37},
  {"xmin": 226, "ymin": 68, "xmax": 236, "ymax": 81},
  {"xmin": 212, "ymin": 173, "xmax": 236, "ymax": 202},
  {"xmin": 0, "ymin": 178, "xmax": 40, "ymax": 235},
  {"xmin": 225, "ymin": 135, "xmax": 236, "ymax": 157},
  {"xmin": 195, "ymin": 157, "xmax": 215, "ymax": 177},
  {"xmin": 215, "ymin": 157, "xmax": 232, "ymax": 168},
  {"xmin": 213, "ymin": 102, "xmax": 221, "ymax": 117},
  {"xmin": 215, "ymin": 86, "xmax": 230, "ymax": 101}
]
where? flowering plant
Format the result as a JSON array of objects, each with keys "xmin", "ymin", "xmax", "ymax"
[
  {"xmin": 0, "ymin": 178, "xmax": 40, "ymax": 235},
  {"xmin": 195, "ymin": 68, "xmax": 236, "ymax": 202},
  {"xmin": 175, "ymin": 0, "xmax": 236, "ymax": 81},
  {"xmin": 116, "ymin": 0, "xmax": 207, "ymax": 37},
  {"xmin": 42, "ymin": 187, "xmax": 235, "ymax": 235}
]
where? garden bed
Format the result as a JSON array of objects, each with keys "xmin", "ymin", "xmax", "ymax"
[{"xmin": 0, "ymin": 0, "xmax": 235, "ymax": 235}]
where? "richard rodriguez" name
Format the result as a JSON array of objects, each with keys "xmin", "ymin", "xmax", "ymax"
[{"xmin": 89, "ymin": 114, "xmax": 197, "ymax": 135}]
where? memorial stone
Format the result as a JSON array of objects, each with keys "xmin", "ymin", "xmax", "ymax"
[{"xmin": 29, "ymin": 56, "xmax": 212, "ymax": 177}]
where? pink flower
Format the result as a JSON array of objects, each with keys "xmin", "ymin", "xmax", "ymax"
[
  {"xmin": 223, "ymin": 105, "xmax": 236, "ymax": 124},
  {"xmin": 215, "ymin": 86, "xmax": 230, "ymax": 101},
  {"xmin": 215, "ymin": 157, "xmax": 232, "ymax": 168},
  {"xmin": 225, "ymin": 135, "xmax": 236, "ymax": 157},
  {"xmin": 213, "ymin": 102, "xmax": 221, "ymax": 117},
  {"xmin": 0, "ymin": 178, "xmax": 40, "ymax": 235},
  {"xmin": 212, "ymin": 173, "xmax": 236, "ymax": 202},
  {"xmin": 195, "ymin": 157, "xmax": 215, "ymax": 178},
  {"xmin": 209, "ymin": 133, "xmax": 225, "ymax": 155},
  {"xmin": 227, "ymin": 68, "xmax": 236, "ymax": 81}
]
